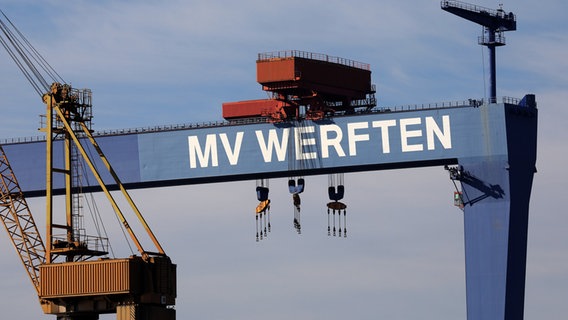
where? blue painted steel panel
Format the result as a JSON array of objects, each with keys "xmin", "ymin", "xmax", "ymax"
[
  {"xmin": 457, "ymin": 103, "xmax": 537, "ymax": 320},
  {"xmin": 460, "ymin": 156, "xmax": 511, "ymax": 319},
  {"xmin": 3, "ymin": 104, "xmax": 509, "ymax": 195},
  {"xmin": 170, "ymin": 106, "xmax": 507, "ymax": 179},
  {"xmin": 3, "ymin": 133, "xmax": 141, "ymax": 195}
]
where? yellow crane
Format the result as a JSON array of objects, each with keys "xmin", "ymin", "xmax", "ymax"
[{"xmin": 0, "ymin": 10, "xmax": 176, "ymax": 320}]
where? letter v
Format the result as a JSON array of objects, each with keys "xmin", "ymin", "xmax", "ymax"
[{"xmin": 219, "ymin": 132, "xmax": 244, "ymax": 165}]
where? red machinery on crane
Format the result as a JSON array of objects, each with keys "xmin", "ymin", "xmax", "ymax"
[
  {"xmin": 0, "ymin": 10, "xmax": 175, "ymax": 320},
  {"xmin": 223, "ymin": 50, "xmax": 376, "ymax": 122}
]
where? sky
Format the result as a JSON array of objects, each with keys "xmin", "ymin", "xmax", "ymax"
[{"xmin": 0, "ymin": 0, "xmax": 567, "ymax": 319}]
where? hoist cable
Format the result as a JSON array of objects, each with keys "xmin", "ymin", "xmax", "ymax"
[
  {"xmin": 79, "ymin": 157, "xmax": 119, "ymax": 258},
  {"xmin": 0, "ymin": 11, "xmax": 47, "ymax": 94},
  {"xmin": 0, "ymin": 10, "xmax": 65, "ymax": 95},
  {"xmin": 0, "ymin": 32, "xmax": 44, "ymax": 96},
  {"xmin": 6, "ymin": 14, "xmax": 65, "ymax": 84},
  {"xmin": 82, "ymin": 138, "xmax": 135, "ymax": 256}
]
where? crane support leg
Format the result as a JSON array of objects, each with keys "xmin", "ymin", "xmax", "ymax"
[{"xmin": 458, "ymin": 104, "xmax": 537, "ymax": 320}]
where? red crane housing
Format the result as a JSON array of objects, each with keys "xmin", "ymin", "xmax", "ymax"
[{"xmin": 223, "ymin": 50, "xmax": 376, "ymax": 122}]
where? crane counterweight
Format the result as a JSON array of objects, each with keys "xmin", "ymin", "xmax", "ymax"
[{"xmin": 39, "ymin": 256, "xmax": 176, "ymax": 319}]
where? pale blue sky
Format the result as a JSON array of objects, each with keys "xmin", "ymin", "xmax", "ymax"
[{"xmin": 0, "ymin": 1, "xmax": 566, "ymax": 319}]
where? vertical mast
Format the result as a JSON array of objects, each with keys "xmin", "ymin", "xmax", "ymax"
[
  {"xmin": 441, "ymin": 1, "xmax": 516, "ymax": 103},
  {"xmin": 43, "ymin": 91, "xmax": 55, "ymax": 264},
  {"xmin": 41, "ymin": 83, "xmax": 109, "ymax": 263}
]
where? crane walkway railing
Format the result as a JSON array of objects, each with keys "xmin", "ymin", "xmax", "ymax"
[{"xmin": 0, "ymin": 97, "xmax": 521, "ymax": 144}]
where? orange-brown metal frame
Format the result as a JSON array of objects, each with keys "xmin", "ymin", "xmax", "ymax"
[
  {"xmin": 0, "ymin": 145, "xmax": 46, "ymax": 293},
  {"xmin": 43, "ymin": 87, "xmax": 166, "ymax": 264},
  {"xmin": 53, "ymin": 105, "xmax": 166, "ymax": 258}
]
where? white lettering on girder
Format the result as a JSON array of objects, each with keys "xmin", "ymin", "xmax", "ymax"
[
  {"xmin": 187, "ymin": 115, "xmax": 453, "ymax": 169},
  {"xmin": 399, "ymin": 116, "xmax": 452, "ymax": 152},
  {"xmin": 294, "ymin": 126, "xmax": 317, "ymax": 160},
  {"xmin": 426, "ymin": 115, "xmax": 451, "ymax": 150},
  {"xmin": 188, "ymin": 132, "xmax": 244, "ymax": 168},
  {"xmin": 188, "ymin": 134, "xmax": 218, "ymax": 168},
  {"xmin": 320, "ymin": 124, "xmax": 346, "ymax": 158},
  {"xmin": 255, "ymin": 128, "xmax": 289, "ymax": 163},
  {"xmin": 219, "ymin": 132, "xmax": 244, "ymax": 165},
  {"xmin": 400, "ymin": 118, "xmax": 424, "ymax": 152},
  {"xmin": 347, "ymin": 122, "xmax": 370, "ymax": 156},
  {"xmin": 371, "ymin": 119, "xmax": 396, "ymax": 153}
]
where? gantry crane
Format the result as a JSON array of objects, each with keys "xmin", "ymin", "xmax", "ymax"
[
  {"xmin": 0, "ymin": 10, "xmax": 176, "ymax": 320},
  {"xmin": 1, "ymin": 4, "xmax": 538, "ymax": 320}
]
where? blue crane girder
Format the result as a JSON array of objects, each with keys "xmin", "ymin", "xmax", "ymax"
[{"xmin": 3, "ymin": 102, "xmax": 509, "ymax": 195}]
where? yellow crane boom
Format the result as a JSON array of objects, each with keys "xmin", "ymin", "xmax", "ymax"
[{"xmin": 0, "ymin": 145, "xmax": 46, "ymax": 293}]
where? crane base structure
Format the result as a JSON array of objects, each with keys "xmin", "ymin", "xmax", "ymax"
[{"xmin": 39, "ymin": 256, "xmax": 176, "ymax": 320}]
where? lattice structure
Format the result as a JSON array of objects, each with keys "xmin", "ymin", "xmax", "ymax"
[{"xmin": 0, "ymin": 145, "xmax": 45, "ymax": 293}]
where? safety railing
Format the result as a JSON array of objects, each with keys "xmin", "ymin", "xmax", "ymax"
[
  {"xmin": 1, "ymin": 97, "xmax": 523, "ymax": 144},
  {"xmin": 0, "ymin": 135, "xmax": 46, "ymax": 144},
  {"xmin": 479, "ymin": 33, "xmax": 506, "ymax": 46},
  {"xmin": 52, "ymin": 233, "xmax": 110, "ymax": 256},
  {"xmin": 441, "ymin": 1, "xmax": 516, "ymax": 21},
  {"xmin": 258, "ymin": 50, "xmax": 370, "ymax": 71}
]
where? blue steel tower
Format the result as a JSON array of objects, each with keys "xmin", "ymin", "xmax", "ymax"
[{"xmin": 442, "ymin": 2, "xmax": 535, "ymax": 320}]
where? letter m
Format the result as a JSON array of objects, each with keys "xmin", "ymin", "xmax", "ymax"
[{"xmin": 188, "ymin": 134, "xmax": 218, "ymax": 168}]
